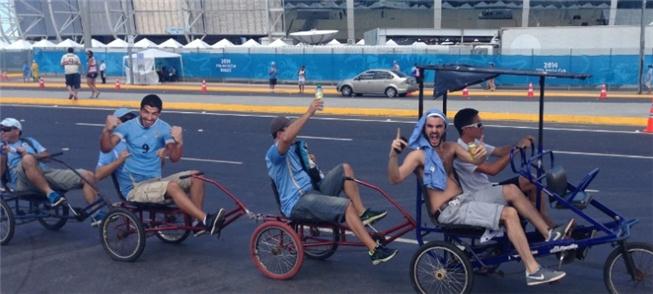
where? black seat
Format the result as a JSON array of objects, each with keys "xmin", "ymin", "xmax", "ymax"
[
  {"xmin": 270, "ymin": 179, "xmax": 334, "ymax": 225},
  {"xmin": 546, "ymin": 166, "xmax": 593, "ymax": 210}
]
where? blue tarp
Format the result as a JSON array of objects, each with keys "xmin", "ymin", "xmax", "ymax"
[{"xmin": 32, "ymin": 49, "xmax": 650, "ymax": 87}]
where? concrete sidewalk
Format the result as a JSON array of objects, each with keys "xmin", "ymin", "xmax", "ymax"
[{"xmin": 1, "ymin": 79, "xmax": 652, "ymax": 128}]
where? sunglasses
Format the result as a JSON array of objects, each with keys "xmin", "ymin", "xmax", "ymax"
[
  {"xmin": 1, "ymin": 126, "xmax": 15, "ymax": 132},
  {"xmin": 462, "ymin": 122, "xmax": 483, "ymax": 129}
]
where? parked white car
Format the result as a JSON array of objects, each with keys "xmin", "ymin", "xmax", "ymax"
[{"xmin": 337, "ymin": 69, "xmax": 418, "ymax": 98}]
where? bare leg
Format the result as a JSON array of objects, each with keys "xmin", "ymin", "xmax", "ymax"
[
  {"xmin": 502, "ymin": 185, "xmax": 550, "ymax": 238},
  {"xmin": 166, "ymin": 182, "xmax": 205, "ymax": 221},
  {"xmin": 188, "ymin": 175, "xmax": 205, "ymax": 222},
  {"xmin": 341, "ymin": 163, "xmax": 365, "ymax": 215},
  {"xmin": 80, "ymin": 170, "xmax": 97, "ymax": 204},
  {"xmin": 343, "ymin": 203, "xmax": 376, "ymax": 251},
  {"xmin": 502, "ymin": 207, "xmax": 540, "ymax": 274},
  {"xmin": 519, "ymin": 176, "xmax": 554, "ymax": 227},
  {"xmin": 20, "ymin": 154, "xmax": 54, "ymax": 195}
]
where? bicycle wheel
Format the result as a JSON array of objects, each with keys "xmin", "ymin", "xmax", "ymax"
[
  {"xmin": 250, "ymin": 221, "xmax": 304, "ymax": 280},
  {"xmin": 0, "ymin": 200, "xmax": 15, "ymax": 245},
  {"xmin": 37, "ymin": 203, "xmax": 69, "ymax": 230},
  {"xmin": 296, "ymin": 223, "xmax": 339, "ymax": 260},
  {"xmin": 604, "ymin": 242, "xmax": 653, "ymax": 294},
  {"xmin": 410, "ymin": 241, "xmax": 473, "ymax": 294},
  {"xmin": 155, "ymin": 213, "xmax": 190, "ymax": 244},
  {"xmin": 100, "ymin": 208, "xmax": 145, "ymax": 262}
]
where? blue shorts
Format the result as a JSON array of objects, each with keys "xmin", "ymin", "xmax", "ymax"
[{"xmin": 289, "ymin": 164, "xmax": 349, "ymax": 223}]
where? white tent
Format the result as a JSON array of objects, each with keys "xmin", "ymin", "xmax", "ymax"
[
  {"xmin": 240, "ymin": 39, "xmax": 261, "ymax": 47},
  {"xmin": 267, "ymin": 39, "xmax": 288, "ymax": 47},
  {"xmin": 91, "ymin": 39, "xmax": 106, "ymax": 48},
  {"xmin": 183, "ymin": 39, "xmax": 210, "ymax": 49},
  {"xmin": 385, "ymin": 39, "xmax": 399, "ymax": 46},
  {"xmin": 56, "ymin": 39, "xmax": 83, "ymax": 48},
  {"xmin": 158, "ymin": 38, "xmax": 183, "ymax": 48},
  {"xmin": 32, "ymin": 39, "xmax": 57, "ymax": 48},
  {"xmin": 107, "ymin": 39, "xmax": 128, "ymax": 48},
  {"xmin": 412, "ymin": 41, "xmax": 428, "ymax": 47},
  {"xmin": 5, "ymin": 39, "xmax": 32, "ymax": 50},
  {"xmin": 326, "ymin": 39, "xmax": 342, "ymax": 46},
  {"xmin": 134, "ymin": 38, "xmax": 158, "ymax": 48},
  {"xmin": 122, "ymin": 48, "xmax": 183, "ymax": 84},
  {"xmin": 356, "ymin": 39, "xmax": 365, "ymax": 45},
  {"xmin": 0, "ymin": 40, "xmax": 7, "ymax": 49},
  {"xmin": 211, "ymin": 38, "xmax": 234, "ymax": 48}
]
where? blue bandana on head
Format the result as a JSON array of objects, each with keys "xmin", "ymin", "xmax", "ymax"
[{"xmin": 408, "ymin": 108, "xmax": 448, "ymax": 191}]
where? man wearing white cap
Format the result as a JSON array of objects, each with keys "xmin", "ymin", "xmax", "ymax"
[{"xmin": 0, "ymin": 117, "xmax": 97, "ymax": 210}]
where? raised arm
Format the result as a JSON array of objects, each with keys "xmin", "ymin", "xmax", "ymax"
[
  {"xmin": 387, "ymin": 129, "xmax": 422, "ymax": 184},
  {"xmin": 100, "ymin": 115, "xmax": 122, "ymax": 152},
  {"xmin": 277, "ymin": 99, "xmax": 323, "ymax": 155},
  {"xmin": 165, "ymin": 126, "xmax": 184, "ymax": 162}
]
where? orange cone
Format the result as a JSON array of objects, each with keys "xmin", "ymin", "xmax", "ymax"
[
  {"xmin": 599, "ymin": 83, "xmax": 607, "ymax": 100},
  {"xmin": 38, "ymin": 77, "xmax": 45, "ymax": 88},
  {"xmin": 644, "ymin": 103, "xmax": 653, "ymax": 133},
  {"xmin": 462, "ymin": 87, "xmax": 469, "ymax": 99},
  {"xmin": 201, "ymin": 80, "xmax": 207, "ymax": 92},
  {"xmin": 114, "ymin": 80, "xmax": 121, "ymax": 90},
  {"xmin": 527, "ymin": 82, "xmax": 534, "ymax": 98}
]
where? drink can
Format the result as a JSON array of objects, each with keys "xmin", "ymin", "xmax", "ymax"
[{"xmin": 467, "ymin": 143, "xmax": 478, "ymax": 159}]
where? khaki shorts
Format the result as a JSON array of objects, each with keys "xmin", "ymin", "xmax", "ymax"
[
  {"xmin": 126, "ymin": 171, "xmax": 195, "ymax": 203},
  {"xmin": 15, "ymin": 164, "xmax": 85, "ymax": 193}
]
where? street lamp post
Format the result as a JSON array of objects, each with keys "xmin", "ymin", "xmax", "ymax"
[{"xmin": 638, "ymin": 0, "xmax": 647, "ymax": 94}]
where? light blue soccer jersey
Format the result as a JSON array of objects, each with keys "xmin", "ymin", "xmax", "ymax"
[
  {"xmin": 96, "ymin": 141, "xmax": 131, "ymax": 196},
  {"xmin": 265, "ymin": 142, "xmax": 313, "ymax": 217},
  {"xmin": 113, "ymin": 118, "xmax": 174, "ymax": 194},
  {"xmin": 0, "ymin": 137, "xmax": 47, "ymax": 189}
]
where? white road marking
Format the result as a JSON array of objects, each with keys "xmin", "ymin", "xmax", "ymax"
[
  {"xmin": 554, "ymin": 150, "xmax": 653, "ymax": 160},
  {"xmin": 298, "ymin": 135, "xmax": 352, "ymax": 141},
  {"xmin": 76, "ymin": 123, "xmax": 104, "ymax": 127},
  {"xmin": 182, "ymin": 157, "xmax": 243, "ymax": 165}
]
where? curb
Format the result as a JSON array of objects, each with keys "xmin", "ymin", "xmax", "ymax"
[{"xmin": 0, "ymin": 97, "xmax": 646, "ymax": 127}]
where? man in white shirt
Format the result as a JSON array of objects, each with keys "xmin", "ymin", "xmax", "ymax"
[
  {"xmin": 99, "ymin": 60, "xmax": 107, "ymax": 84},
  {"xmin": 60, "ymin": 47, "xmax": 81, "ymax": 100}
]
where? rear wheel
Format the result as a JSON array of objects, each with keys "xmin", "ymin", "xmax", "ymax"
[
  {"xmin": 38, "ymin": 204, "xmax": 69, "ymax": 230},
  {"xmin": 340, "ymin": 85, "xmax": 353, "ymax": 97},
  {"xmin": 385, "ymin": 87, "xmax": 398, "ymax": 98},
  {"xmin": 100, "ymin": 208, "xmax": 145, "ymax": 262},
  {"xmin": 604, "ymin": 242, "xmax": 653, "ymax": 293},
  {"xmin": 410, "ymin": 241, "xmax": 473, "ymax": 294},
  {"xmin": 0, "ymin": 200, "xmax": 15, "ymax": 245},
  {"xmin": 250, "ymin": 221, "xmax": 304, "ymax": 280},
  {"xmin": 155, "ymin": 213, "xmax": 190, "ymax": 244},
  {"xmin": 295, "ymin": 223, "xmax": 339, "ymax": 260}
]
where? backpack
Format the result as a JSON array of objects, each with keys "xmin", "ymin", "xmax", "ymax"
[{"xmin": 293, "ymin": 140, "xmax": 323, "ymax": 190}]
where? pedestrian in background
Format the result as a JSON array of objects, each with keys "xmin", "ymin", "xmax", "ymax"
[
  {"xmin": 391, "ymin": 60, "xmax": 400, "ymax": 73},
  {"xmin": 269, "ymin": 61, "xmax": 278, "ymax": 92},
  {"xmin": 99, "ymin": 60, "xmax": 106, "ymax": 84},
  {"xmin": 645, "ymin": 65, "xmax": 653, "ymax": 94},
  {"xmin": 31, "ymin": 60, "xmax": 39, "ymax": 82},
  {"xmin": 487, "ymin": 62, "xmax": 496, "ymax": 92},
  {"xmin": 298, "ymin": 65, "xmax": 306, "ymax": 94},
  {"xmin": 60, "ymin": 47, "xmax": 81, "ymax": 100},
  {"xmin": 86, "ymin": 50, "xmax": 100, "ymax": 98},
  {"xmin": 22, "ymin": 62, "xmax": 31, "ymax": 82}
]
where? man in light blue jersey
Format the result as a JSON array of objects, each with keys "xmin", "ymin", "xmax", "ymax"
[{"xmin": 100, "ymin": 95, "xmax": 225, "ymax": 236}]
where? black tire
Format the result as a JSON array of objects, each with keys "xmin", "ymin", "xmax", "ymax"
[
  {"xmin": 0, "ymin": 200, "xmax": 15, "ymax": 245},
  {"xmin": 100, "ymin": 208, "xmax": 145, "ymax": 262},
  {"xmin": 295, "ymin": 223, "xmax": 339, "ymax": 260},
  {"xmin": 38, "ymin": 204, "xmax": 69, "ymax": 231},
  {"xmin": 250, "ymin": 221, "xmax": 304, "ymax": 280},
  {"xmin": 385, "ymin": 87, "xmax": 398, "ymax": 98},
  {"xmin": 410, "ymin": 241, "xmax": 474, "ymax": 294},
  {"xmin": 155, "ymin": 214, "xmax": 191, "ymax": 244},
  {"xmin": 604, "ymin": 242, "xmax": 653, "ymax": 294},
  {"xmin": 340, "ymin": 85, "xmax": 353, "ymax": 97}
]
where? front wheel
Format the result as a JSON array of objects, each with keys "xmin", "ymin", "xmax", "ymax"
[
  {"xmin": 340, "ymin": 85, "xmax": 353, "ymax": 97},
  {"xmin": 155, "ymin": 213, "xmax": 190, "ymax": 244},
  {"xmin": 100, "ymin": 208, "xmax": 145, "ymax": 262},
  {"xmin": 250, "ymin": 221, "xmax": 304, "ymax": 280},
  {"xmin": 410, "ymin": 241, "xmax": 473, "ymax": 294},
  {"xmin": 0, "ymin": 200, "xmax": 15, "ymax": 245},
  {"xmin": 604, "ymin": 242, "xmax": 653, "ymax": 293},
  {"xmin": 38, "ymin": 204, "xmax": 69, "ymax": 230}
]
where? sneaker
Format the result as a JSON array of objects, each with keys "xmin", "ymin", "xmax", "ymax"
[
  {"xmin": 369, "ymin": 245, "xmax": 398, "ymax": 265},
  {"xmin": 90, "ymin": 210, "xmax": 107, "ymax": 227},
  {"xmin": 204, "ymin": 208, "xmax": 226, "ymax": 236},
  {"xmin": 526, "ymin": 267, "xmax": 566, "ymax": 286},
  {"xmin": 68, "ymin": 94, "xmax": 73, "ymax": 100},
  {"xmin": 192, "ymin": 220, "xmax": 207, "ymax": 237},
  {"xmin": 47, "ymin": 192, "xmax": 66, "ymax": 208},
  {"xmin": 546, "ymin": 219, "xmax": 576, "ymax": 242},
  {"xmin": 360, "ymin": 208, "xmax": 388, "ymax": 226}
]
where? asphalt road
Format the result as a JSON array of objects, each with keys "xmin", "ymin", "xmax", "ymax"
[{"xmin": 1, "ymin": 105, "xmax": 652, "ymax": 294}]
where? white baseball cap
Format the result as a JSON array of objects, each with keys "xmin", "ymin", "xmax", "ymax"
[{"xmin": 1, "ymin": 118, "xmax": 22, "ymax": 130}]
